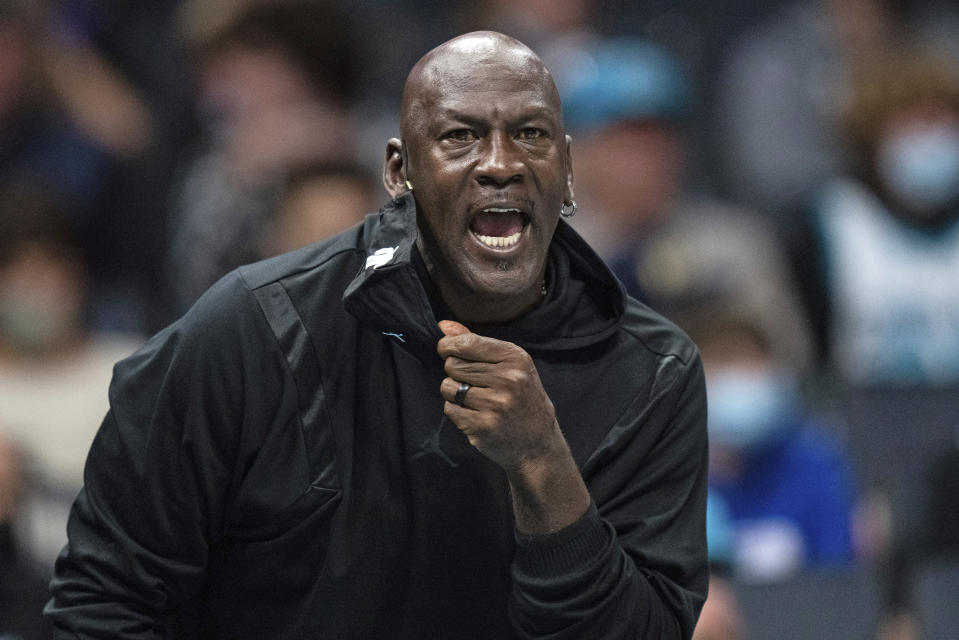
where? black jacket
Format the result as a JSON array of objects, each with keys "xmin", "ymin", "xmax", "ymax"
[{"xmin": 47, "ymin": 194, "xmax": 708, "ymax": 639}]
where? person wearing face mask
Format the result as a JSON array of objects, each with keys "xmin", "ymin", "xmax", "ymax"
[
  {"xmin": 0, "ymin": 185, "xmax": 142, "ymax": 565},
  {"xmin": 786, "ymin": 47, "xmax": 959, "ymax": 386},
  {"xmin": 683, "ymin": 307, "xmax": 858, "ymax": 584}
]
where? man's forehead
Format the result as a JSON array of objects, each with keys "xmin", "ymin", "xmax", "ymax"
[
  {"xmin": 424, "ymin": 74, "xmax": 556, "ymax": 111},
  {"xmin": 403, "ymin": 33, "xmax": 561, "ymax": 125}
]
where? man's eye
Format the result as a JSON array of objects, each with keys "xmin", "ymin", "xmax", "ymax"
[
  {"xmin": 446, "ymin": 129, "xmax": 477, "ymax": 142},
  {"xmin": 517, "ymin": 128, "xmax": 546, "ymax": 140}
]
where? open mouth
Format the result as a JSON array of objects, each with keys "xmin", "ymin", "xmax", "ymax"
[{"xmin": 469, "ymin": 207, "xmax": 529, "ymax": 249}]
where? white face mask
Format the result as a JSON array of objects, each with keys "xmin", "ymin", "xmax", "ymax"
[
  {"xmin": 876, "ymin": 122, "xmax": 959, "ymax": 217},
  {"xmin": 707, "ymin": 368, "xmax": 797, "ymax": 451}
]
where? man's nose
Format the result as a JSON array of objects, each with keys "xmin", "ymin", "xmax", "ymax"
[{"xmin": 475, "ymin": 131, "xmax": 524, "ymax": 186}]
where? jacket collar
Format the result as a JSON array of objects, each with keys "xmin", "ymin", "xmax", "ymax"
[
  {"xmin": 342, "ymin": 193, "xmax": 443, "ymax": 362},
  {"xmin": 343, "ymin": 193, "xmax": 625, "ymax": 362}
]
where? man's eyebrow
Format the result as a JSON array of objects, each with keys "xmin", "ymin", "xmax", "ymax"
[
  {"xmin": 515, "ymin": 106, "xmax": 559, "ymax": 124},
  {"xmin": 432, "ymin": 107, "xmax": 480, "ymax": 124},
  {"xmin": 431, "ymin": 105, "xmax": 558, "ymax": 127}
]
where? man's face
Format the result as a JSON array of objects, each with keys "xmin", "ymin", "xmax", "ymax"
[{"xmin": 397, "ymin": 42, "xmax": 572, "ymax": 320}]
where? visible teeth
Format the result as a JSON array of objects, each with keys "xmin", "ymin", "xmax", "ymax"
[
  {"xmin": 477, "ymin": 230, "xmax": 522, "ymax": 247},
  {"xmin": 483, "ymin": 207, "xmax": 521, "ymax": 213}
]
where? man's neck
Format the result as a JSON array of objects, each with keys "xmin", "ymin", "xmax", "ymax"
[
  {"xmin": 411, "ymin": 244, "xmax": 544, "ymax": 325},
  {"xmin": 441, "ymin": 285, "xmax": 542, "ymax": 325}
]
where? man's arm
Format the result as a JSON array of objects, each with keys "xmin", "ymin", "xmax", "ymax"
[
  {"xmin": 45, "ymin": 274, "xmax": 291, "ymax": 638},
  {"xmin": 437, "ymin": 320, "xmax": 709, "ymax": 639}
]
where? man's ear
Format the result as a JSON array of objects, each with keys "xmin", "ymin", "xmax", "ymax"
[
  {"xmin": 564, "ymin": 134, "xmax": 575, "ymax": 202},
  {"xmin": 383, "ymin": 138, "xmax": 410, "ymax": 199}
]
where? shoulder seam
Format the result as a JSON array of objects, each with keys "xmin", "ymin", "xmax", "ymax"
[
  {"xmin": 237, "ymin": 246, "xmax": 366, "ymax": 292},
  {"xmin": 618, "ymin": 322, "xmax": 697, "ymax": 367}
]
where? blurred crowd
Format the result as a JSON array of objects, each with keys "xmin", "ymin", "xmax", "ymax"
[{"xmin": 2, "ymin": 0, "xmax": 959, "ymax": 638}]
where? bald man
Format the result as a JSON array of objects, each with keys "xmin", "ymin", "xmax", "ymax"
[{"xmin": 47, "ymin": 32, "xmax": 708, "ymax": 639}]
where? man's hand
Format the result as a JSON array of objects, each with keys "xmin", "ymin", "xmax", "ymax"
[
  {"xmin": 437, "ymin": 319, "xmax": 561, "ymax": 470},
  {"xmin": 437, "ymin": 320, "xmax": 590, "ymax": 534}
]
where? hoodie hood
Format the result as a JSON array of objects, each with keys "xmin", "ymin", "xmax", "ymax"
[{"xmin": 343, "ymin": 193, "xmax": 625, "ymax": 360}]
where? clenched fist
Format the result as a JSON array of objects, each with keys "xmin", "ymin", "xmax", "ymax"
[
  {"xmin": 437, "ymin": 320, "xmax": 590, "ymax": 534},
  {"xmin": 437, "ymin": 319, "xmax": 561, "ymax": 471}
]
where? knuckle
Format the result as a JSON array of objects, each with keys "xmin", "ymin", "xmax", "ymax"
[
  {"xmin": 504, "ymin": 367, "xmax": 528, "ymax": 386},
  {"xmin": 441, "ymin": 377, "xmax": 456, "ymax": 396},
  {"xmin": 436, "ymin": 337, "xmax": 453, "ymax": 356},
  {"xmin": 443, "ymin": 358, "xmax": 459, "ymax": 376},
  {"xmin": 459, "ymin": 333, "xmax": 479, "ymax": 350},
  {"xmin": 489, "ymin": 390, "xmax": 511, "ymax": 411},
  {"xmin": 477, "ymin": 412, "xmax": 498, "ymax": 431}
]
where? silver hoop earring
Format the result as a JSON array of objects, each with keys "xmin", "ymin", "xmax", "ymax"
[{"xmin": 560, "ymin": 200, "xmax": 577, "ymax": 218}]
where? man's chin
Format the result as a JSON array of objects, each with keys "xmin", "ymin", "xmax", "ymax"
[
  {"xmin": 469, "ymin": 260, "xmax": 539, "ymax": 291},
  {"xmin": 455, "ymin": 270, "xmax": 543, "ymax": 321}
]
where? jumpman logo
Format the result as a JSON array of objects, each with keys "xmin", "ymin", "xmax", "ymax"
[{"xmin": 411, "ymin": 416, "xmax": 459, "ymax": 468}]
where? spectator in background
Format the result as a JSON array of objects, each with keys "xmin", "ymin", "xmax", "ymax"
[
  {"xmin": 0, "ymin": 2, "xmax": 116, "ymax": 216},
  {"xmin": 163, "ymin": 0, "xmax": 361, "ymax": 315},
  {"xmin": 0, "ymin": 185, "xmax": 142, "ymax": 564},
  {"xmin": 716, "ymin": 0, "xmax": 959, "ymax": 220},
  {"xmin": 0, "ymin": 430, "xmax": 51, "ymax": 640},
  {"xmin": 0, "ymin": 0, "xmax": 168, "ymax": 334},
  {"xmin": 683, "ymin": 307, "xmax": 858, "ymax": 583},
  {"xmin": 560, "ymin": 36, "xmax": 813, "ymax": 370},
  {"xmin": 258, "ymin": 162, "xmax": 377, "ymax": 259},
  {"xmin": 788, "ymin": 48, "xmax": 959, "ymax": 385},
  {"xmin": 558, "ymin": 37, "xmax": 689, "ymax": 259},
  {"xmin": 47, "ymin": 0, "xmax": 196, "ymax": 334}
]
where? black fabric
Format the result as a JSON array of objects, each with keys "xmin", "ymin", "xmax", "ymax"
[{"xmin": 46, "ymin": 193, "xmax": 708, "ymax": 639}]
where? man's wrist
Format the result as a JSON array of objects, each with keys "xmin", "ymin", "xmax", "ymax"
[{"xmin": 508, "ymin": 435, "xmax": 591, "ymax": 535}]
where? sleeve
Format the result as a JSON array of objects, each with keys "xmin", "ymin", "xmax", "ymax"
[
  {"xmin": 509, "ymin": 351, "xmax": 709, "ymax": 640},
  {"xmin": 44, "ymin": 272, "xmax": 293, "ymax": 639}
]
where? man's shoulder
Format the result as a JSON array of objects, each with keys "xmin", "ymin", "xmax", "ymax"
[
  {"xmin": 156, "ymin": 226, "xmax": 368, "ymax": 358},
  {"xmin": 617, "ymin": 296, "xmax": 700, "ymax": 368},
  {"xmin": 237, "ymin": 225, "xmax": 367, "ymax": 292}
]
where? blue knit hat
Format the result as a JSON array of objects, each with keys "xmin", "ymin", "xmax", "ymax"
[{"xmin": 560, "ymin": 38, "xmax": 689, "ymax": 132}]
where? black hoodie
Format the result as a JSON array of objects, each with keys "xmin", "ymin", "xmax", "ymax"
[{"xmin": 47, "ymin": 194, "xmax": 708, "ymax": 639}]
